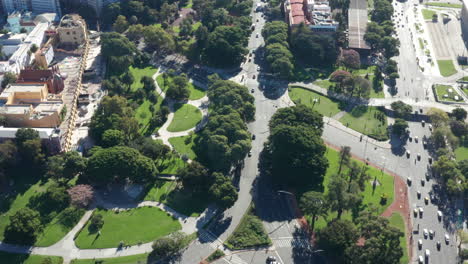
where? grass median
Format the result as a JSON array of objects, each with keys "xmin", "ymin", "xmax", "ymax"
[
  {"xmin": 437, "ymin": 60, "xmax": 457, "ymax": 77},
  {"xmin": 305, "ymin": 147, "xmax": 395, "ymax": 230},
  {"xmin": 388, "ymin": 212, "xmax": 409, "ymax": 264},
  {"xmin": 225, "ymin": 205, "xmax": 271, "ymax": 250},
  {"xmin": 289, "ymin": 86, "xmax": 343, "ymax": 117},
  {"xmin": 339, "ymin": 106, "xmax": 389, "ymax": 141}
]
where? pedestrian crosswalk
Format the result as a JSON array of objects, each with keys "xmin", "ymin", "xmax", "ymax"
[
  {"xmin": 197, "ymin": 230, "xmax": 225, "ymax": 249},
  {"xmin": 223, "ymin": 254, "xmax": 248, "ymax": 264},
  {"xmin": 272, "ymin": 237, "xmax": 311, "ymax": 249}
]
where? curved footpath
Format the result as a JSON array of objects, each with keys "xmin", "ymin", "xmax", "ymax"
[{"xmin": 151, "ymin": 69, "xmax": 210, "ymax": 148}]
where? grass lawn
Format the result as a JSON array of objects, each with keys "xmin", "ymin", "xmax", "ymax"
[
  {"xmin": 455, "ymin": 146, "xmax": 468, "ymax": 161},
  {"xmin": 156, "ymin": 155, "xmax": 186, "ymax": 174},
  {"xmin": 0, "ymin": 179, "xmax": 82, "ymax": 246},
  {"xmin": 307, "ymin": 147, "xmax": 395, "ymax": 231},
  {"xmin": 313, "ymin": 79, "xmax": 333, "ymax": 89},
  {"xmin": 128, "ymin": 66, "xmax": 164, "ymax": 135},
  {"xmin": 183, "ymin": 0, "xmax": 193, "ymax": 8},
  {"xmin": 74, "ymin": 207, "xmax": 181, "ymax": 249},
  {"xmin": 289, "ymin": 86, "xmax": 343, "ymax": 117},
  {"xmin": 225, "ymin": 205, "xmax": 271, "ymax": 250},
  {"xmin": 458, "ymin": 76, "xmax": 468, "ymax": 82},
  {"xmin": 156, "ymin": 74, "xmax": 205, "ymax": 100},
  {"xmin": 167, "ymin": 104, "xmax": 202, "ymax": 132},
  {"xmin": 425, "ymin": 2, "xmax": 462, "ymax": 8},
  {"xmin": 0, "ymin": 252, "xmax": 63, "ymax": 264},
  {"xmin": 437, "ymin": 60, "xmax": 457, "ymax": 77},
  {"xmin": 434, "ymin": 84, "xmax": 462, "ymax": 102},
  {"xmin": 168, "ymin": 134, "xmax": 198, "ymax": 160},
  {"xmin": 35, "ymin": 207, "xmax": 85, "ymax": 247},
  {"xmin": 418, "ymin": 38, "xmax": 425, "ymax": 50},
  {"xmin": 422, "ymin": 9, "xmax": 437, "ymax": 20},
  {"xmin": 388, "ymin": 213, "xmax": 409, "ymax": 264},
  {"xmin": 71, "ymin": 254, "xmax": 149, "ymax": 264},
  {"xmin": 143, "ymin": 180, "xmax": 177, "ymax": 202},
  {"xmin": 144, "ymin": 181, "xmax": 208, "ymax": 217},
  {"xmin": 0, "ymin": 180, "xmax": 49, "ymax": 241},
  {"xmin": 339, "ymin": 106, "xmax": 389, "ymax": 141},
  {"xmin": 127, "ymin": 66, "xmax": 158, "ymax": 92},
  {"xmin": 369, "ymin": 75, "xmax": 385, "ymax": 98}
]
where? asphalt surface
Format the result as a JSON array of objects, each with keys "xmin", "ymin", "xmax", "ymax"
[{"xmin": 390, "ymin": 1, "xmax": 461, "ymax": 263}]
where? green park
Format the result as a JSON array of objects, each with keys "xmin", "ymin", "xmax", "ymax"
[{"xmin": 74, "ymin": 207, "xmax": 181, "ymax": 249}]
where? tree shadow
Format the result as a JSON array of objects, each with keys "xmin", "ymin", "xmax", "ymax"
[{"xmin": 349, "ymin": 105, "xmax": 368, "ymax": 118}]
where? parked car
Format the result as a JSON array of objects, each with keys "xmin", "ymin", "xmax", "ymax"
[
  {"xmin": 421, "ymin": 179, "xmax": 425, "ymax": 186},
  {"xmin": 418, "ymin": 239, "xmax": 422, "ymax": 249},
  {"xmin": 417, "ymin": 190, "xmax": 421, "ymax": 199},
  {"xmin": 423, "ymin": 228, "xmax": 428, "ymax": 238},
  {"xmin": 419, "ymin": 207, "xmax": 424, "ymax": 218},
  {"xmin": 436, "ymin": 241, "xmax": 441, "ymax": 250},
  {"xmin": 406, "ymin": 150, "xmax": 411, "ymax": 158},
  {"xmin": 407, "ymin": 177, "xmax": 412, "ymax": 185},
  {"xmin": 445, "ymin": 234, "xmax": 450, "ymax": 244},
  {"xmin": 425, "ymin": 249, "xmax": 430, "ymax": 259},
  {"xmin": 418, "ymin": 256, "xmax": 424, "ymax": 264},
  {"xmin": 429, "ymin": 229, "xmax": 434, "ymax": 239},
  {"xmin": 424, "ymin": 196, "xmax": 429, "ymax": 204},
  {"xmin": 437, "ymin": 211, "xmax": 442, "ymax": 221}
]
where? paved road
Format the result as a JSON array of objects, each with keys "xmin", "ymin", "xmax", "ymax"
[{"xmin": 390, "ymin": 1, "xmax": 462, "ymax": 262}]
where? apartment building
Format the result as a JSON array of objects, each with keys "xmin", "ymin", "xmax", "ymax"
[{"xmin": 284, "ymin": 0, "xmax": 338, "ymax": 33}]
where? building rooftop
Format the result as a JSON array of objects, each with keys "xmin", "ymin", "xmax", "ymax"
[
  {"xmin": 0, "ymin": 126, "xmax": 59, "ymax": 139},
  {"xmin": 348, "ymin": 0, "xmax": 370, "ymax": 50}
]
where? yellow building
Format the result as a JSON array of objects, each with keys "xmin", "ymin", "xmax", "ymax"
[
  {"xmin": 57, "ymin": 14, "xmax": 87, "ymax": 48},
  {"xmin": 0, "ymin": 83, "xmax": 64, "ymax": 128}
]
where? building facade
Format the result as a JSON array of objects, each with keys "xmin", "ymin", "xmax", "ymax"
[
  {"xmin": 0, "ymin": 83, "xmax": 64, "ymax": 127},
  {"xmin": 57, "ymin": 14, "xmax": 87, "ymax": 47},
  {"xmin": 1, "ymin": 0, "xmax": 30, "ymax": 14}
]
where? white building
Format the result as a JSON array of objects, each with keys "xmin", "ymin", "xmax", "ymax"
[{"xmin": 0, "ymin": 22, "xmax": 49, "ymax": 74}]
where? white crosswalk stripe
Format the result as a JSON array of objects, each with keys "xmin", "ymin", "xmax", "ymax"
[
  {"xmin": 224, "ymin": 254, "xmax": 248, "ymax": 264},
  {"xmin": 272, "ymin": 237, "xmax": 311, "ymax": 249},
  {"xmin": 197, "ymin": 230, "xmax": 224, "ymax": 249}
]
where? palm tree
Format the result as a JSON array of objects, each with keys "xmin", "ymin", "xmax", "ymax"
[
  {"xmin": 299, "ymin": 191, "xmax": 328, "ymax": 233},
  {"xmin": 338, "ymin": 146, "xmax": 351, "ymax": 173}
]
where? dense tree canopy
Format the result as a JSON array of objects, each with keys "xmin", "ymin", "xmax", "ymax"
[
  {"xmin": 4, "ymin": 208, "xmax": 42, "ymax": 244},
  {"xmin": 290, "ymin": 23, "xmax": 337, "ymax": 66},
  {"xmin": 318, "ymin": 219, "xmax": 359, "ymax": 261},
  {"xmin": 87, "ymin": 146, "xmax": 157, "ymax": 183},
  {"xmin": 203, "ymin": 26, "xmax": 248, "ymax": 67},
  {"xmin": 263, "ymin": 105, "xmax": 327, "ymax": 187},
  {"xmin": 269, "ymin": 105, "xmax": 324, "ymax": 134},
  {"xmin": 197, "ymin": 109, "xmax": 251, "ymax": 171},
  {"xmin": 262, "ymin": 21, "xmax": 294, "ymax": 78},
  {"xmin": 208, "ymin": 79, "xmax": 255, "ymax": 121},
  {"xmin": 390, "ymin": 101, "xmax": 412, "ymax": 118},
  {"xmin": 89, "ymin": 96, "xmax": 140, "ymax": 145}
]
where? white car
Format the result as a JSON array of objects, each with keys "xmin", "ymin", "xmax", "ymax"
[
  {"xmin": 425, "ymin": 249, "xmax": 430, "ymax": 258},
  {"xmin": 423, "ymin": 228, "xmax": 428, "ymax": 238},
  {"xmin": 418, "ymin": 256, "xmax": 424, "ymax": 263},
  {"xmin": 445, "ymin": 234, "xmax": 450, "ymax": 244},
  {"xmin": 428, "ymin": 124, "xmax": 433, "ymax": 131},
  {"xmin": 406, "ymin": 150, "xmax": 411, "ymax": 157},
  {"xmin": 429, "ymin": 230, "xmax": 434, "ymax": 238},
  {"xmin": 417, "ymin": 191, "xmax": 421, "ymax": 199},
  {"xmin": 419, "ymin": 207, "xmax": 424, "ymax": 217},
  {"xmin": 415, "ymin": 136, "xmax": 419, "ymax": 142},
  {"xmin": 418, "ymin": 239, "xmax": 422, "ymax": 249},
  {"xmin": 437, "ymin": 210, "xmax": 442, "ymax": 220},
  {"xmin": 407, "ymin": 177, "xmax": 412, "ymax": 185}
]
